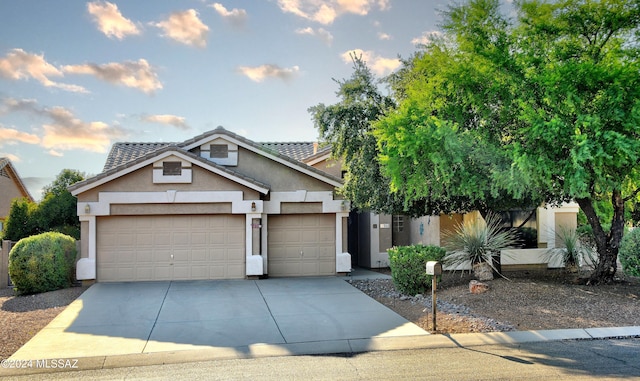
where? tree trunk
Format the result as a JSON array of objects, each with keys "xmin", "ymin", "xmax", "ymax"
[{"xmin": 576, "ymin": 192, "xmax": 624, "ymax": 284}]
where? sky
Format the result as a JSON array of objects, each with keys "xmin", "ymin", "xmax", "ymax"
[{"xmin": 0, "ymin": 0, "xmax": 507, "ymax": 199}]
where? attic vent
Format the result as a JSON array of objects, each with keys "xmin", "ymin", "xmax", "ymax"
[
  {"xmin": 162, "ymin": 161, "xmax": 182, "ymax": 176},
  {"xmin": 210, "ymin": 144, "xmax": 229, "ymax": 158}
]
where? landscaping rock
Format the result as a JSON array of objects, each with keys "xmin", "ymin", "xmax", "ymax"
[{"xmin": 469, "ymin": 280, "xmax": 490, "ymax": 294}]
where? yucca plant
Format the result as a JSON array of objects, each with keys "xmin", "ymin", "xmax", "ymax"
[
  {"xmin": 547, "ymin": 226, "xmax": 596, "ymax": 272},
  {"xmin": 442, "ymin": 213, "xmax": 520, "ymax": 281}
]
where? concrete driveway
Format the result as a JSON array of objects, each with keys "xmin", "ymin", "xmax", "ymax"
[{"xmin": 10, "ymin": 276, "xmax": 428, "ymax": 360}]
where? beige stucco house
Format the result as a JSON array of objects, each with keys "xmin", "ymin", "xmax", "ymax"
[
  {"xmin": 69, "ymin": 127, "xmax": 351, "ymax": 282},
  {"xmin": 0, "ymin": 157, "xmax": 33, "ymax": 232}
]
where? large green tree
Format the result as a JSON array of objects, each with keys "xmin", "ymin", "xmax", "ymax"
[
  {"xmin": 308, "ymin": 56, "xmax": 408, "ymax": 215},
  {"xmin": 310, "ymin": 54, "xmax": 542, "ymax": 217},
  {"xmin": 38, "ymin": 169, "xmax": 85, "ymax": 238},
  {"xmin": 375, "ymin": 0, "xmax": 640, "ymax": 284}
]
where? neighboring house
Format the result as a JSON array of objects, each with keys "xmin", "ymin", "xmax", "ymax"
[
  {"xmin": 0, "ymin": 157, "xmax": 34, "ymax": 232},
  {"xmin": 69, "ymin": 127, "xmax": 351, "ymax": 282},
  {"xmin": 297, "ymin": 147, "xmax": 579, "ymax": 270}
]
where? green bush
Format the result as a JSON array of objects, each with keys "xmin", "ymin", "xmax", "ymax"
[
  {"xmin": 388, "ymin": 244, "xmax": 446, "ymax": 296},
  {"xmin": 8, "ymin": 232, "xmax": 78, "ymax": 295},
  {"xmin": 619, "ymin": 228, "xmax": 640, "ymax": 277}
]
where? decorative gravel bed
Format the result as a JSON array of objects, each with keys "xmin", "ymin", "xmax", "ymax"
[
  {"xmin": 349, "ymin": 270, "xmax": 640, "ymax": 334},
  {"xmin": 0, "ymin": 286, "xmax": 88, "ymax": 361}
]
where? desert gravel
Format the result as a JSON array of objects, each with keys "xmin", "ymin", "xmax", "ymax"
[
  {"xmin": 0, "ymin": 286, "xmax": 88, "ymax": 361},
  {"xmin": 350, "ymin": 270, "xmax": 640, "ymax": 334}
]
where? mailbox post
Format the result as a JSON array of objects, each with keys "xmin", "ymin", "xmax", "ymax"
[{"xmin": 426, "ymin": 261, "xmax": 442, "ymax": 333}]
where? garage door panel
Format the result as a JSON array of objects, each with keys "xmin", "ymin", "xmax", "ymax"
[
  {"xmin": 318, "ymin": 261, "xmax": 335, "ymax": 275},
  {"xmin": 268, "ymin": 214, "xmax": 336, "ymax": 277},
  {"xmin": 97, "ymin": 215, "xmax": 245, "ymax": 281},
  {"xmin": 192, "ymin": 232, "xmax": 207, "ymax": 245},
  {"xmin": 136, "ymin": 268, "xmax": 152, "ymax": 281}
]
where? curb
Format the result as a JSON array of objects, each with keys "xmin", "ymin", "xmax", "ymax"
[{"xmin": 1, "ymin": 326, "xmax": 639, "ymax": 377}]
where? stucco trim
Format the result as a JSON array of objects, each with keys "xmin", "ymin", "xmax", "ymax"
[
  {"xmin": 264, "ymin": 191, "xmax": 348, "ymax": 214},
  {"xmin": 335, "ymin": 212, "xmax": 351, "ymax": 272},
  {"xmin": 77, "ymin": 190, "xmax": 263, "ymax": 217},
  {"xmin": 303, "ymin": 151, "xmax": 332, "ymax": 166}
]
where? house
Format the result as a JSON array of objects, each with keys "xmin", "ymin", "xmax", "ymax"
[
  {"xmin": 0, "ymin": 157, "xmax": 34, "ymax": 232},
  {"xmin": 69, "ymin": 127, "xmax": 351, "ymax": 282},
  {"xmin": 294, "ymin": 146, "xmax": 579, "ymax": 270}
]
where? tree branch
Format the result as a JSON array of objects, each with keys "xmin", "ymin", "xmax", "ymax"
[{"xmin": 623, "ymin": 187, "xmax": 640, "ymax": 202}]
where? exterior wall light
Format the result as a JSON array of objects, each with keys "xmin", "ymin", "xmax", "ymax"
[
  {"xmin": 251, "ymin": 202, "xmax": 256, "ymax": 212},
  {"xmin": 84, "ymin": 204, "xmax": 91, "ymax": 214}
]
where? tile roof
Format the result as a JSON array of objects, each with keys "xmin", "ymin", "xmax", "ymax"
[
  {"xmin": 103, "ymin": 127, "xmax": 332, "ymax": 170},
  {"xmin": 103, "ymin": 142, "xmax": 173, "ymax": 172},
  {"xmin": 74, "ymin": 127, "xmax": 342, "ymax": 194},
  {"xmin": 261, "ymin": 142, "xmax": 316, "ymax": 161}
]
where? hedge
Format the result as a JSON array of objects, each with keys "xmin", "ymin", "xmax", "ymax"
[
  {"xmin": 8, "ymin": 232, "xmax": 77, "ymax": 295},
  {"xmin": 388, "ymin": 244, "xmax": 446, "ymax": 296}
]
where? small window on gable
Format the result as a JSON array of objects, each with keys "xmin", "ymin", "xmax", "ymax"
[
  {"xmin": 210, "ymin": 144, "xmax": 229, "ymax": 159},
  {"xmin": 163, "ymin": 161, "xmax": 182, "ymax": 176}
]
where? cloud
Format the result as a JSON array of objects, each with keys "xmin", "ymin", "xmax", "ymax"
[
  {"xmin": 377, "ymin": 32, "xmax": 391, "ymax": 40},
  {"xmin": 154, "ymin": 9, "xmax": 209, "ymax": 47},
  {"xmin": 295, "ymin": 27, "xmax": 333, "ymax": 45},
  {"xmin": 0, "ymin": 152, "xmax": 20, "ymax": 162},
  {"xmin": 210, "ymin": 3, "xmax": 247, "ymax": 28},
  {"xmin": 141, "ymin": 114, "xmax": 190, "ymax": 130},
  {"xmin": 411, "ymin": 30, "xmax": 443, "ymax": 46},
  {"xmin": 277, "ymin": 0, "xmax": 389, "ymax": 24},
  {"xmin": 47, "ymin": 149, "xmax": 64, "ymax": 157},
  {"xmin": 341, "ymin": 49, "xmax": 400, "ymax": 75},
  {"xmin": 237, "ymin": 64, "xmax": 300, "ymax": 82},
  {"xmin": 1, "ymin": 97, "xmax": 127, "ymax": 153},
  {"xmin": 0, "ymin": 49, "xmax": 88, "ymax": 93},
  {"xmin": 87, "ymin": 1, "xmax": 141, "ymax": 40},
  {"xmin": 0, "ymin": 126, "xmax": 41, "ymax": 145},
  {"xmin": 62, "ymin": 59, "xmax": 162, "ymax": 94}
]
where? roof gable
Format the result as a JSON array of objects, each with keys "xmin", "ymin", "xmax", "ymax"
[
  {"xmin": 70, "ymin": 147, "xmax": 270, "ymax": 196},
  {"xmin": 180, "ymin": 127, "xmax": 342, "ymax": 187},
  {"xmin": 0, "ymin": 157, "xmax": 34, "ymax": 201}
]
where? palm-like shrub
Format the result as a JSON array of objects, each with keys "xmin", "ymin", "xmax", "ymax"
[
  {"xmin": 442, "ymin": 213, "xmax": 519, "ymax": 280},
  {"xmin": 547, "ymin": 226, "xmax": 597, "ymax": 271}
]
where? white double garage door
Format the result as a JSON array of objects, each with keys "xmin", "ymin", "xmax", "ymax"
[{"xmin": 96, "ymin": 214, "xmax": 335, "ymax": 282}]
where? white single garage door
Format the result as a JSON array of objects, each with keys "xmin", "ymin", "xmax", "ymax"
[
  {"xmin": 268, "ymin": 214, "xmax": 335, "ymax": 277},
  {"xmin": 97, "ymin": 215, "xmax": 245, "ymax": 282}
]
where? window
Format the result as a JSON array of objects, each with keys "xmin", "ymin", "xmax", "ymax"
[
  {"xmin": 393, "ymin": 215, "xmax": 404, "ymax": 232},
  {"xmin": 210, "ymin": 144, "xmax": 229, "ymax": 158},
  {"xmin": 162, "ymin": 161, "xmax": 182, "ymax": 176}
]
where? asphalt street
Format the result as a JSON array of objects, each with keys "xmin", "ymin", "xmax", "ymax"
[{"xmin": 5, "ymin": 338, "xmax": 640, "ymax": 380}]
